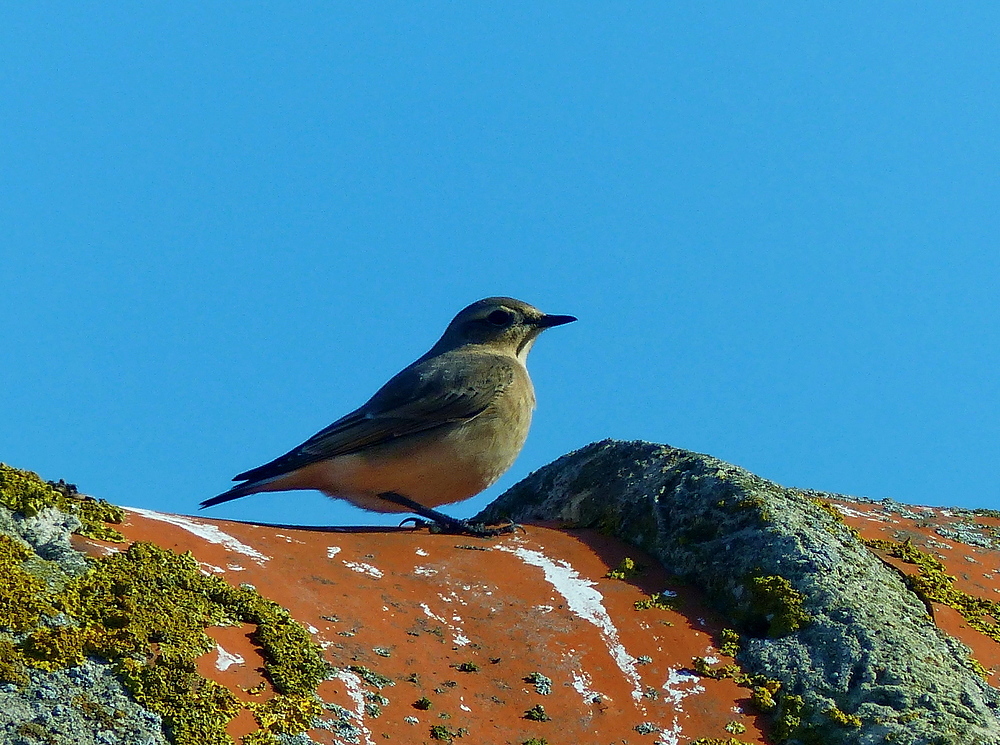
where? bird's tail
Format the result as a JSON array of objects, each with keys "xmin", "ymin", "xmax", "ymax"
[{"xmin": 199, "ymin": 482, "xmax": 260, "ymax": 509}]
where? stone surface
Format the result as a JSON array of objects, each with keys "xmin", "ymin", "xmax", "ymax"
[
  {"xmin": 95, "ymin": 508, "xmax": 771, "ymax": 745},
  {"xmin": 6, "ymin": 441, "xmax": 1000, "ymax": 744},
  {"xmin": 0, "ymin": 662, "xmax": 168, "ymax": 745},
  {"xmin": 477, "ymin": 439, "xmax": 1000, "ymax": 745}
]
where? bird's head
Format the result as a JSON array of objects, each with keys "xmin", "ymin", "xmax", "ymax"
[{"xmin": 432, "ymin": 297, "xmax": 576, "ymax": 361}]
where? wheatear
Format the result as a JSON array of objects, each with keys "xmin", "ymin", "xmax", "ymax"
[{"xmin": 201, "ymin": 297, "xmax": 575, "ymax": 534}]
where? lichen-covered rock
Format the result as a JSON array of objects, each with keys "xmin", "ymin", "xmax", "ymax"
[
  {"xmin": 478, "ymin": 439, "xmax": 1000, "ymax": 745},
  {"xmin": 0, "ymin": 662, "xmax": 168, "ymax": 745},
  {"xmin": 0, "ymin": 465, "xmax": 330, "ymax": 745}
]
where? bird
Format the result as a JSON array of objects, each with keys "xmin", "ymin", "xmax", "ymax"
[{"xmin": 200, "ymin": 297, "xmax": 576, "ymax": 534}]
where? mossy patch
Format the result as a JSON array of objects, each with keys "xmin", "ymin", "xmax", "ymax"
[
  {"xmin": 0, "ymin": 465, "xmax": 330, "ymax": 745},
  {"xmin": 865, "ymin": 537, "xmax": 1000, "ymax": 645},
  {"xmin": 605, "ymin": 556, "xmax": 643, "ymax": 580},
  {"xmin": 747, "ymin": 575, "xmax": 810, "ymax": 637},
  {"xmin": 690, "ymin": 627, "xmax": 858, "ymax": 742},
  {"xmin": 634, "ymin": 591, "xmax": 676, "ymax": 611},
  {"xmin": 825, "ymin": 704, "xmax": 862, "ymax": 727},
  {"xmin": 524, "ymin": 704, "xmax": 550, "ymax": 721},
  {"xmin": 0, "ymin": 465, "xmax": 125, "ymax": 542}
]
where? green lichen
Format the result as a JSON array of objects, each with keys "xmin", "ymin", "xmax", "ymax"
[
  {"xmin": 0, "ymin": 534, "xmax": 54, "ymax": 632},
  {"xmin": 17, "ymin": 721, "xmax": 58, "ymax": 745},
  {"xmin": 0, "ymin": 464, "xmax": 125, "ymax": 542},
  {"xmin": 347, "ymin": 664, "xmax": 395, "ymax": 688},
  {"xmin": 521, "ymin": 739, "xmax": 549, "ymax": 745},
  {"xmin": 524, "ymin": 671, "xmax": 552, "ymax": 695},
  {"xmin": 524, "ymin": 704, "xmax": 550, "ymax": 721},
  {"xmin": 72, "ymin": 692, "xmax": 127, "ymax": 730},
  {"xmin": 865, "ymin": 537, "xmax": 1000, "ymax": 644},
  {"xmin": 724, "ymin": 720, "xmax": 747, "ymax": 734},
  {"xmin": 825, "ymin": 705, "xmax": 862, "ymax": 727},
  {"xmin": 747, "ymin": 575, "xmax": 810, "ymax": 636},
  {"xmin": 719, "ymin": 628, "xmax": 741, "ymax": 657},
  {"xmin": 773, "ymin": 694, "xmax": 805, "ymax": 740},
  {"xmin": 0, "ymin": 464, "xmax": 331, "ymax": 745},
  {"xmin": 605, "ymin": 556, "xmax": 643, "ymax": 580},
  {"xmin": 731, "ymin": 494, "xmax": 771, "ymax": 522},
  {"xmin": 691, "ymin": 739, "xmax": 753, "ymax": 745},
  {"xmin": 634, "ymin": 592, "xmax": 675, "ymax": 611},
  {"xmin": 454, "ymin": 661, "xmax": 479, "ymax": 672},
  {"xmin": 430, "ymin": 724, "xmax": 464, "ymax": 742}
]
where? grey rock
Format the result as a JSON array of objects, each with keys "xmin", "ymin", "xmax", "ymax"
[
  {"xmin": 0, "ymin": 505, "xmax": 167, "ymax": 745},
  {"xmin": 0, "ymin": 661, "xmax": 168, "ymax": 745},
  {"xmin": 477, "ymin": 439, "xmax": 1000, "ymax": 745},
  {"xmin": 0, "ymin": 503, "xmax": 89, "ymax": 583}
]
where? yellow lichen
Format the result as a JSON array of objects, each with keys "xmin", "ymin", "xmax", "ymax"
[
  {"xmin": 0, "ymin": 534, "xmax": 55, "ymax": 632},
  {"xmin": 748, "ymin": 575, "xmax": 810, "ymax": 636},
  {"xmin": 0, "ymin": 464, "xmax": 125, "ymax": 542},
  {"xmin": 605, "ymin": 557, "xmax": 643, "ymax": 580},
  {"xmin": 865, "ymin": 537, "xmax": 1000, "ymax": 644},
  {"xmin": 691, "ymin": 656, "xmax": 740, "ymax": 680},
  {"xmin": 634, "ymin": 592, "xmax": 675, "ymax": 611},
  {"xmin": 826, "ymin": 705, "xmax": 862, "ymax": 727},
  {"xmin": 249, "ymin": 694, "xmax": 325, "ymax": 734},
  {"xmin": 0, "ymin": 463, "xmax": 331, "ymax": 745},
  {"xmin": 719, "ymin": 628, "xmax": 741, "ymax": 657}
]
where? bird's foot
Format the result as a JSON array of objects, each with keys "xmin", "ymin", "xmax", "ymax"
[
  {"xmin": 381, "ymin": 491, "xmax": 521, "ymax": 538},
  {"xmin": 398, "ymin": 516, "xmax": 520, "ymax": 538}
]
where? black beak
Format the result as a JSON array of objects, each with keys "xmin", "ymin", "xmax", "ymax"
[{"xmin": 536, "ymin": 313, "xmax": 577, "ymax": 328}]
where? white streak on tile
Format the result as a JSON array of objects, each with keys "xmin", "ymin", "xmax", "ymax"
[
  {"xmin": 336, "ymin": 670, "xmax": 376, "ymax": 745},
  {"xmin": 501, "ymin": 545, "xmax": 644, "ymax": 702},
  {"xmin": 343, "ymin": 561, "xmax": 383, "ymax": 578},
  {"xmin": 569, "ymin": 668, "xmax": 605, "ymax": 706},
  {"xmin": 126, "ymin": 508, "xmax": 270, "ymax": 564},
  {"xmin": 655, "ymin": 668, "xmax": 707, "ymax": 745}
]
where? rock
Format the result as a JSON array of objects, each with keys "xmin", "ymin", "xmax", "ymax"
[
  {"xmin": 5, "ymin": 443, "xmax": 1000, "ymax": 745},
  {"xmin": 477, "ymin": 439, "xmax": 1000, "ymax": 744},
  {"xmin": 0, "ymin": 661, "xmax": 167, "ymax": 745}
]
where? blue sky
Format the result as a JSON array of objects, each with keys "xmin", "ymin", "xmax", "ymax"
[{"xmin": 2, "ymin": 4, "xmax": 998, "ymax": 526}]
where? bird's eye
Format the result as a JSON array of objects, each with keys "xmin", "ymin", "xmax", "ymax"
[{"xmin": 487, "ymin": 309, "xmax": 514, "ymax": 326}]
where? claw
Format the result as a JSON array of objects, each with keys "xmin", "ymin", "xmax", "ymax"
[{"xmin": 399, "ymin": 517, "xmax": 430, "ymax": 529}]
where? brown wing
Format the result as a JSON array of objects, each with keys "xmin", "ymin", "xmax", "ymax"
[{"xmin": 230, "ymin": 352, "xmax": 516, "ymax": 484}]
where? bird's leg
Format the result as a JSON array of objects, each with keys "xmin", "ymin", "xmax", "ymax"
[{"xmin": 378, "ymin": 492, "xmax": 517, "ymax": 537}]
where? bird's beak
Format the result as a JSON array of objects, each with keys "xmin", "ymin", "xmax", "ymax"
[{"xmin": 535, "ymin": 313, "xmax": 577, "ymax": 328}]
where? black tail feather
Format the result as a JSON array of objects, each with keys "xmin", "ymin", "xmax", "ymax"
[{"xmin": 199, "ymin": 483, "xmax": 257, "ymax": 509}]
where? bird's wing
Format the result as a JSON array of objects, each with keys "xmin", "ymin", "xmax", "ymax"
[{"xmin": 231, "ymin": 353, "xmax": 517, "ymax": 484}]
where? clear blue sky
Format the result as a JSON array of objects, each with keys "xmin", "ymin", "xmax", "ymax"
[{"xmin": 3, "ymin": 4, "xmax": 998, "ymax": 526}]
